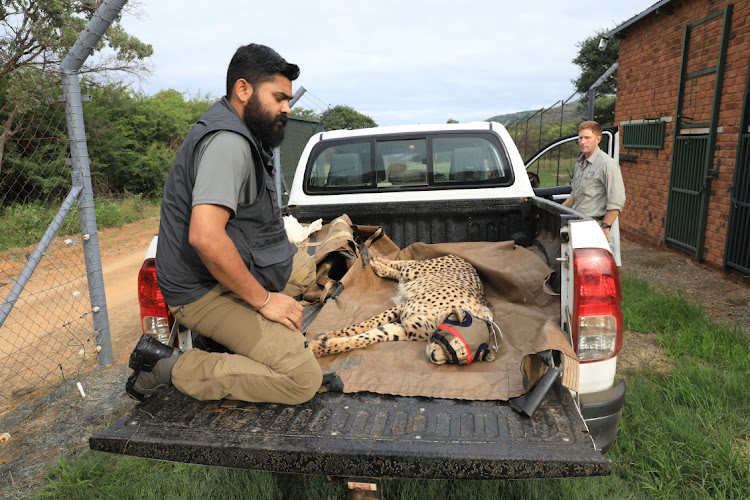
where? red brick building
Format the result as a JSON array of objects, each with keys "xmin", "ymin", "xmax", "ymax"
[{"xmin": 606, "ymin": 0, "xmax": 749, "ymax": 278}]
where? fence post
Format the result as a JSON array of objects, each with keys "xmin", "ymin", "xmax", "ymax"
[
  {"xmin": 539, "ymin": 101, "xmax": 560, "ymax": 152},
  {"xmin": 59, "ymin": 0, "xmax": 128, "ymax": 367},
  {"xmin": 588, "ymin": 62, "xmax": 618, "ymax": 121},
  {"xmin": 521, "ymin": 109, "xmax": 543, "ymax": 160}
]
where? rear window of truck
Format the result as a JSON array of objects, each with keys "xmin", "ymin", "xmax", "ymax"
[{"xmin": 304, "ymin": 132, "xmax": 514, "ymax": 194}]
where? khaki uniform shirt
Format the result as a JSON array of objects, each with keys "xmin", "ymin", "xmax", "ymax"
[{"xmin": 570, "ymin": 147, "xmax": 626, "ymax": 218}]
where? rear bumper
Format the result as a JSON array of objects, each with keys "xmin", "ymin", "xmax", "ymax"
[{"xmin": 580, "ymin": 380, "xmax": 626, "ymax": 454}]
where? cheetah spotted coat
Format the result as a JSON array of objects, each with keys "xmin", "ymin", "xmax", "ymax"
[{"xmin": 308, "ymin": 254, "xmax": 492, "ymax": 357}]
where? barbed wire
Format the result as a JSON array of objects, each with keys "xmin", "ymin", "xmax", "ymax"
[{"xmin": 295, "ymin": 90, "xmax": 330, "ymax": 113}]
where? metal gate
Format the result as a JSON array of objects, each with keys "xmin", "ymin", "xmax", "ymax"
[
  {"xmin": 664, "ymin": 5, "xmax": 733, "ymax": 258},
  {"xmin": 724, "ymin": 68, "xmax": 750, "ymax": 274}
]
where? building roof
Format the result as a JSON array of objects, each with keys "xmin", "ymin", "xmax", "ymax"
[{"xmin": 605, "ymin": 0, "xmax": 676, "ymax": 39}]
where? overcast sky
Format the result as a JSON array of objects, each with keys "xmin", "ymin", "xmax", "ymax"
[{"xmin": 119, "ymin": 1, "xmax": 656, "ymax": 126}]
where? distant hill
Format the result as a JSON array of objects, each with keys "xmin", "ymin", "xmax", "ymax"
[{"xmin": 487, "ymin": 100, "xmax": 586, "ymax": 126}]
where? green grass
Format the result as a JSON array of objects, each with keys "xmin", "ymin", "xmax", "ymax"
[
  {"xmin": 0, "ymin": 195, "xmax": 160, "ymax": 252},
  {"xmin": 609, "ymin": 274, "xmax": 750, "ymax": 499},
  {"xmin": 528, "ymin": 157, "xmax": 576, "ymax": 188},
  {"xmin": 30, "ymin": 459, "xmax": 629, "ymax": 500},
  {"xmin": 30, "ymin": 275, "xmax": 750, "ymax": 499}
]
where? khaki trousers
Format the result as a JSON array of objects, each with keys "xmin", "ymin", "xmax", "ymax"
[{"xmin": 169, "ymin": 248, "xmax": 321, "ymax": 404}]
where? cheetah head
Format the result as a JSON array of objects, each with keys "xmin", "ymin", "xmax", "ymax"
[{"xmin": 426, "ymin": 307, "xmax": 498, "ymax": 365}]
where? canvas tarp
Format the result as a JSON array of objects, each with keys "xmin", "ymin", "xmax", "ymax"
[{"xmin": 304, "ymin": 230, "xmax": 578, "ymax": 402}]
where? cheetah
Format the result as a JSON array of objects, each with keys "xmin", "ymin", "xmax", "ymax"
[{"xmin": 308, "ymin": 254, "xmax": 494, "ymax": 358}]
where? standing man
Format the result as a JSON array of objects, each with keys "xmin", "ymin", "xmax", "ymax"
[
  {"xmin": 126, "ymin": 44, "xmax": 321, "ymax": 405},
  {"xmin": 562, "ymin": 121, "xmax": 626, "ymax": 242}
]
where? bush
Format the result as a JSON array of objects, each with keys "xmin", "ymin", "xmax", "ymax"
[
  {"xmin": 0, "ymin": 196, "xmax": 159, "ymax": 252},
  {"xmin": 94, "ymin": 199, "xmax": 123, "ymax": 228}
]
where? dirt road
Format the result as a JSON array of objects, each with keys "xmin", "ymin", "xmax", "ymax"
[{"xmin": 97, "ymin": 217, "xmax": 161, "ymax": 363}]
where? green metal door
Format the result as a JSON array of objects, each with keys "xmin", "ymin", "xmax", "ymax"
[
  {"xmin": 664, "ymin": 6, "xmax": 733, "ymax": 258},
  {"xmin": 665, "ymin": 135, "xmax": 711, "ymax": 255},
  {"xmin": 724, "ymin": 72, "xmax": 750, "ymax": 275}
]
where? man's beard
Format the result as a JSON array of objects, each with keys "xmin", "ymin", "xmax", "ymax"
[{"xmin": 243, "ymin": 93, "xmax": 288, "ymax": 149}]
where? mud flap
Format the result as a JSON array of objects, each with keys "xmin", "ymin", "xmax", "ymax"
[{"xmin": 509, "ymin": 350, "xmax": 562, "ymax": 418}]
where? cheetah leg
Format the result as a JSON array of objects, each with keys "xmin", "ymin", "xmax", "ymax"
[
  {"xmin": 369, "ymin": 257, "xmax": 420, "ymax": 280},
  {"xmin": 309, "ymin": 323, "xmax": 408, "ymax": 357},
  {"xmin": 318, "ymin": 305, "xmax": 401, "ymax": 339},
  {"xmin": 368, "ymin": 257, "xmax": 401, "ymax": 280}
]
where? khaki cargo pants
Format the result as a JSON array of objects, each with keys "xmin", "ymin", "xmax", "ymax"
[{"xmin": 168, "ymin": 248, "xmax": 322, "ymax": 404}]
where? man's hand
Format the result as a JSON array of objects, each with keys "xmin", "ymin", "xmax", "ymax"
[
  {"xmin": 259, "ymin": 292, "xmax": 303, "ymax": 331},
  {"xmin": 601, "ymin": 210, "xmax": 619, "ymax": 241}
]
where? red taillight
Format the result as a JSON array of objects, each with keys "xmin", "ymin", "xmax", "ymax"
[
  {"xmin": 572, "ymin": 248, "xmax": 623, "ymax": 363},
  {"xmin": 138, "ymin": 258, "xmax": 173, "ymax": 343}
]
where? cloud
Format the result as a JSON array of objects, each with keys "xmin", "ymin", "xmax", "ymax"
[{"xmin": 120, "ymin": 0, "xmax": 654, "ymax": 125}]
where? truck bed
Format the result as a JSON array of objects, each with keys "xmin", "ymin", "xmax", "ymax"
[
  {"xmin": 289, "ymin": 197, "xmax": 551, "ymax": 251},
  {"xmin": 90, "ymin": 196, "xmax": 611, "ymax": 478}
]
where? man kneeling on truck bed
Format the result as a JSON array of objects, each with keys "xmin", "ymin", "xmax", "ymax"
[{"xmin": 126, "ymin": 43, "xmax": 322, "ymax": 404}]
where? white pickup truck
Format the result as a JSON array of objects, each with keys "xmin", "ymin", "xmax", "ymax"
[{"xmin": 92, "ymin": 121, "xmax": 625, "ymax": 488}]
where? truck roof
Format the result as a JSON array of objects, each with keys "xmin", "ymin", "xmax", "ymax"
[{"xmin": 313, "ymin": 121, "xmax": 499, "ymax": 140}]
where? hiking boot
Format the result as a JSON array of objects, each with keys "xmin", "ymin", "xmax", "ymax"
[{"xmin": 125, "ymin": 335, "xmax": 181, "ymax": 401}]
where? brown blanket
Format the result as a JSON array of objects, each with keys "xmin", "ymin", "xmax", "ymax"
[{"xmin": 304, "ymin": 236, "xmax": 578, "ymax": 401}]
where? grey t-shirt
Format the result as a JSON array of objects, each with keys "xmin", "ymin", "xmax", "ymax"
[{"xmin": 192, "ymin": 130, "xmax": 257, "ymax": 215}]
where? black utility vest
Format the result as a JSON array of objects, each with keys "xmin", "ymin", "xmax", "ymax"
[{"xmin": 156, "ymin": 97, "xmax": 295, "ymax": 306}]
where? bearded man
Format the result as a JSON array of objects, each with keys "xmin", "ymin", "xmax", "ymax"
[{"xmin": 126, "ymin": 44, "xmax": 321, "ymax": 405}]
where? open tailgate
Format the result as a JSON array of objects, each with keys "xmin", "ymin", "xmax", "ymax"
[{"xmin": 90, "ymin": 382, "xmax": 610, "ymax": 479}]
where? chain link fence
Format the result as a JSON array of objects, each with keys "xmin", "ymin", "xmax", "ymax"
[
  {"xmin": 505, "ymin": 93, "xmax": 588, "ymax": 187},
  {"xmin": 0, "ymin": 71, "xmax": 102, "ymax": 404},
  {"xmin": 1, "ymin": 2, "xmax": 124, "ymax": 416}
]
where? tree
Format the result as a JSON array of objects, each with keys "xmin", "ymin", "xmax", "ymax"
[
  {"xmin": 1, "ymin": 1, "xmax": 152, "ymax": 80},
  {"xmin": 0, "ymin": 80, "xmax": 213, "ymax": 200},
  {"xmin": 288, "ymin": 107, "xmax": 321, "ymax": 122},
  {"xmin": 322, "ymin": 105, "xmax": 377, "ymax": 131},
  {"xmin": 83, "ymin": 84, "xmax": 211, "ymax": 196},
  {"xmin": 0, "ymin": 1, "xmax": 153, "ymax": 174},
  {"xmin": 572, "ymin": 30, "xmax": 620, "ymax": 96},
  {"xmin": 572, "ymin": 30, "xmax": 620, "ymax": 125},
  {"xmin": 291, "ymin": 105, "xmax": 377, "ymax": 131}
]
